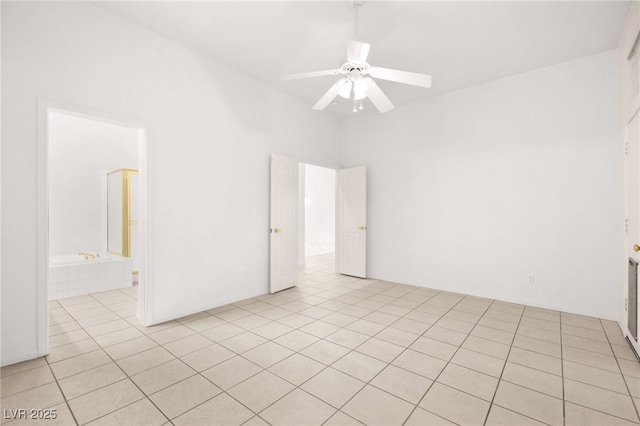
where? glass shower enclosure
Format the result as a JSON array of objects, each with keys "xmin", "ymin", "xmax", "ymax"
[{"xmin": 107, "ymin": 168, "xmax": 139, "ymax": 277}]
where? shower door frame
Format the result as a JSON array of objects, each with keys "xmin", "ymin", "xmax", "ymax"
[
  {"xmin": 106, "ymin": 168, "xmax": 139, "ymax": 263},
  {"xmin": 36, "ymin": 98, "xmax": 154, "ymax": 358}
]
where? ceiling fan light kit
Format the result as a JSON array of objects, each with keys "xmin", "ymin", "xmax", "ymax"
[{"xmin": 281, "ymin": 2, "xmax": 432, "ymax": 114}]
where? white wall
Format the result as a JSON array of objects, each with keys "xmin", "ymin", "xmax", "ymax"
[
  {"xmin": 304, "ymin": 164, "xmax": 336, "ymax": 257},
  {"xmin": 1, "ymin": 2, "xmax": 341, "ymax": 365},
  {"xmin": 49, "ymin": 111, "xmax": 139, "ymax": 256},
  {"xmin": 342, "ymin": 50, "xmax": 619, "ymax": 319}
]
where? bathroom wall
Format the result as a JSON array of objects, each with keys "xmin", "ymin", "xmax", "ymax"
[
  {"xmin": 304, "ymin": 164, "xmax": 336, "ymax": 257},
  {"xmin": 49, "ymin": 111, "xmax": 139, "ymax": 256}
]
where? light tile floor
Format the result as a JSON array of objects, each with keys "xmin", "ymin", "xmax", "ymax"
[{"xmin": 2, "ymin": 254, "xmax": 640, "ymax": 425}]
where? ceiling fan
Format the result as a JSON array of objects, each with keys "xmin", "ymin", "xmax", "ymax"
[{"xmin": 282, "ymin": 40, "xmax": 432, "ymax": 113}]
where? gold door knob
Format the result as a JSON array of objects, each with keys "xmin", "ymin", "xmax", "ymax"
[
  {"xmin": 358, "ymin": 226, "xmax": 367, "ymax": 230},
  {"xmin": 634, "ymin": 245, "xmax": 640, "ymax": 252},
  {"xmin": 274, "ymin": 228, "xmax": 282, "ymax": 233}
]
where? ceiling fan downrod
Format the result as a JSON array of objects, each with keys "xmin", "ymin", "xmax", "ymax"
[{"xmin": 351, "ymin": 0, "xmax": 365, "ymax": 37}]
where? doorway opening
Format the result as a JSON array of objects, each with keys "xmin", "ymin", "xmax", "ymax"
[
  {"xmin": 269, "ymin": 154, "xmax": 366, "ymax": 294},
  {"xmin": 300, "ymin": 163, "xmax": 336, "ymax": 271},
  {"xmin": 37, "ymin": 100, "xmax": 150, "ymax": 357}
]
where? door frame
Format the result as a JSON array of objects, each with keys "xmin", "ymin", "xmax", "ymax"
[{"xmin": 36, "ymin": 98, "xmax": 153, "ymax": 357}]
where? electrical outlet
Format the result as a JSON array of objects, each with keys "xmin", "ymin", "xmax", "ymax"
[
  {"xmin": 626, "ymin": 298, "xmax": 629, "ymax": 311},
  {"xmin": 528, "ymin": 275, "xmax": 534, "ymax": 285}
]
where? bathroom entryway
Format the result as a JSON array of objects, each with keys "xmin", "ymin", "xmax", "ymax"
[
  {"xmin": 48, "ymin": 112, "xmax": 139, "ymax": 300},
  {"xmin": 37, "ymin": 101, "xmax": 151, "ymax": 359}
]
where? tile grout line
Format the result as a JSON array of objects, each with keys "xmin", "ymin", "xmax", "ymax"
[
  {"xmin": 112, "ymin": 302, "xmax": 292, "ymax": 424},
  {"xmin": 286, "ymin": 279, "xmax": 435, "ymax": 422},
  {"xmin": 481, "ymin": 300, "xmax": 525, "ymax": 426},
  {"xmin": 398, "ymin": 293, "xmax": 514, "ymax": 424},
  {"xmin": 327, "ymin": 288, "xmax": 445, "ymax": 423},
  {"xmin": 295, "ymin": 274, "xmax": 448, "ymax": 423},
  {"xmin": 560, "ymin": 312, "xmax": 566, "ymax": 426},
  {"xmin": 216, "ymin": 275, "xmax": 371, "ymax": 423},
  {"xmin": 50, "ymin": 298, "xmax": 115, "ymax": 425},
  {"xmin": 560, "ymin": 312, "xmax": 640, "ymax": 424},
  {"xmin": 509, "ymin": 324, "xmax": 628, "ymax": 375},
  {"xmin": 120, "ymin": 310, "xmax": 273, "ymax": 425},
  {"xmin": 397, "ymin": 293, "xmax": 486, "ymax": 425},
  {"xmin": 42, "ymin": 355, "xmax": 80, "ymax": 426},
  {"xmin": 53, "ymin": 288, "xmax": 172, "ymax": 426},
  {"xmin": 599, "ymin": 317, "xmax": 640, "ymax": 423}
]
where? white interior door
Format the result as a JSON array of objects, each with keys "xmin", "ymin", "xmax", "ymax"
[
  {"xmin": 627, "ymin": 111, "xmax": 640, "ymax": 340},
  {"xmin": 270, "ymin": 154, "xmax": 299, "ymax": 293},
  {"xmin": 338, "ymin": 167, "xmax": 367, "ymax": 278}
]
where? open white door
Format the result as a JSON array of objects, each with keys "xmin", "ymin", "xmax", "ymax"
[
  {"xmin": 338, "ymin": 167, "xmax": 367, "ymax": 278},
  {"xmin": 626, "ymin": 111, "xmax": 640, "ymax": 341},
  {"xmin": 270, "ymin": 154, "xmax": 299, "ymax": 293}
]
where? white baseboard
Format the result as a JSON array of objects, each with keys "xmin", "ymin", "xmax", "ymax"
[
  {"xmin": 1, "ymin": 349, "xmax": 43, "ymax": 368},
  {"xmin": 147, "ymin": 289, "xmax": 268, "ymax": 326}
]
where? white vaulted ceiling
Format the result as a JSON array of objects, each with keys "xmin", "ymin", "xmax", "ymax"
[{"xmin": 94, "ymin": 1, "xmax": 630, "ymax": 117}]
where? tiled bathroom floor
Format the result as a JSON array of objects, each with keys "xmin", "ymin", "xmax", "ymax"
[{"xmin": 2, "ymin": 254, "xmax": 640, "ymax": 425}]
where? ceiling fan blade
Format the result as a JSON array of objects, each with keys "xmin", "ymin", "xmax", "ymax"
[
  {"xmin": 369, "ymin": 66, "xmax": 432, "ymax": 88},
  {"xmin": 364, "ymin": 78, "xmax": 394, "ymax": 113},
  {"xmin": 347, "ymin": 40, "xmax": 370, "ymax": 63},
  {"xmin": 312, "ymin": 78, "xmax": 348, "ymax": 110},
  {"xmin": 282, "ymin": 69, "xmax": 341, "ymax": 80}
]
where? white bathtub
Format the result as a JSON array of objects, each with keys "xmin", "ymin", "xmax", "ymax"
[{"xmin": 48, "ymin": 252, "xmax": 133, "ymax": 300}]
